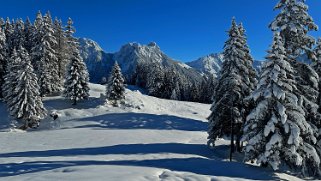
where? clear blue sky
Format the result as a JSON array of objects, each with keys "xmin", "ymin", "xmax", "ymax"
[{"xmin": 1, "ymin": 0, "xmax": 321, "ymax": 61}]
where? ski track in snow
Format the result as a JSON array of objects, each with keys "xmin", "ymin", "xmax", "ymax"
[{"xmin": 0, "ymin": 83, "xmax": 303, "ymax": 181}]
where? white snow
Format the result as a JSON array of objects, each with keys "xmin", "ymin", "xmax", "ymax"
[{"xmin": 0, "ymin": 83, "xmax": 304, "ymax": 181}]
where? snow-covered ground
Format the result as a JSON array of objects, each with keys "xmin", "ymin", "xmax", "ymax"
[{"xmin": 0, "ymin": 83, "xmax": 303, "ymax": 181}]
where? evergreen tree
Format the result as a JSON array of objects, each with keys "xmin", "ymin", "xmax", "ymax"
[
  {"xmin": 12, "ymin": 19, "xmax": 25, "ymax": 49},
  {"xmin": 207, "ymin": 18, "xmax": 257, "ymax": 151},
  {"xmin": 0, "ymin": 27, "xmax": 6, "ymax": 98},
  {"xmin": 24, "ymin": 17, "xmax": 34, "ymax": 53},
  {"xmin": 7, "ymin": 46, "xmax": 47, "ymax": 130},
  {"xmin": 37, "ymin": 12, "xmax": 61, "ymax": 96},
  {"xmin": 2, "ymin": 48, "xmax": 19, "ymax": 103},
  {"xmin": 270, "ymin": 0, "xmax": 320, "ymax": 142},
  {"xmin": 312, "ymin": 38, "xmax": 321, "ymax": 110},
  {"xmin": 53, "ymin": 18, "xmax": 67, "ymax": 81},
  {"xmin": 30, "ymin": 11, "xmax": 43, "ymax": 72},
  {"xmin": 242, "ymin": 33, "xmax": 320, "ymax": 176},
  {"xmin": 106, "ymin": 61, "xmax": 125, "ymax": 105},
  {"xmin": 4, "ymin": 17, "xmax": 13, "ymax": 55},
  {"xmin": 270, "ymin": 0, "xmax": 318, "ymax": 58},
  {"xmin": 64, "ymin": 18, "xmax": 90, "ymax": 105}
]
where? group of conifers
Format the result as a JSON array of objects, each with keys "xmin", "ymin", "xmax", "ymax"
[
  {"xmin": 208, "ymin": 0, "xmax": 321, "ymax": 177},
  {"xmin": 0, "ymin": 11, "xmax": 125, "ymax": 130}
]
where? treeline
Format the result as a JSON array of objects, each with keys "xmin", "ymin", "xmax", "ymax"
[
  {"xmin": 133, "ymin": 63, "xmax": 216, "ymax": 103},
  {"xmin": 208, "ymin": 0, "xmax": 321, "ymax": 177},
  {"xmin": 0, "ymin": 11, "xmax": 90, "ymax": 130}
]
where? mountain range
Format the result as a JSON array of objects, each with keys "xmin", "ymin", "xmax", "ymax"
[{"xmin": 78, "ymin": 38, "xmax": 263, "ymax": 84}]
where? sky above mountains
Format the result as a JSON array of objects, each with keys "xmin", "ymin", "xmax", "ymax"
[{"xmin": 1, "ymin": 0, "xmax": 321, "ymax": 61}]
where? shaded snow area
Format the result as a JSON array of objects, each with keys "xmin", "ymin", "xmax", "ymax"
[{"xmin": 0, "ymin": 84, "xmax": 303, "ymax": 180}]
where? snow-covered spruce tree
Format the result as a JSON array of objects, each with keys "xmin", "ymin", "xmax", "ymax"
[
  {"xmin": 4, "ymin": 17, "xmax": 13, "ymax": 55},
  {"xmin": 313, "ymin": 38, "xmax": 321, "ymax": 110},
  {"xmin": 7, "ymin": 46, "xmax": 47, "ymax": 130},
  {"xmin": 2, "ymin": 48, "xmax": 20, "ymax": 103},
  {"xmin": 64, "ymin": 18, "xmax": 90, "ymax": 105},
  {"xmin": 207, "ymin": 18, "xmax": 257, "ymax": 151},
  {"xmin": 270, "ymin": 0, "xmax": 320, "ymax": 130},
  {"xmin": 53, "ymin": 18, "xmax": 67, "ymax": 81},
  {"xmin": 30, "ymin": 11, "xmax": 44, "ymax": 73},
  {"xmin": 106, "ymin": 61, "xmax": 125, "ymax": 105},
  {"xmin": 12, "ymin": 19, "xmax": 25, "ymax": 49},
  {"xmin": 242, "ymin": 33, "xmax": 320, "ymax": 176},
  {"xmin": 37, "ymin": 12, "xmax": 61, "ymax": 96},
  {"xmin": 24, "ymin": 17, "xmax": 34, "ymax": 53},
  {"xmin": 0, "ymin": 27, "xmax": 7, "ymax": 98}
]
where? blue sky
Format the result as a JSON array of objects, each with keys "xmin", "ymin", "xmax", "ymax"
[{"xmin": 0, "ymin": 0, "xmax": 321, "ymax": 61}]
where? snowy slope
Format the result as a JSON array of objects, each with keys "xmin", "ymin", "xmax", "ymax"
[{"xmin": 0, "ymin": 83, "xmax": 303, "ymax": 181}]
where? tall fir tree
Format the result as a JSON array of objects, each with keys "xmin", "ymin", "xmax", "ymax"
[
  {"xmin": 0, "ymin": 27, "xmax": 6, "ymax": 98},
  {"xmin": 64, "ymin": 18, "xmax": 90, "ymax": 105},
  {"xmin": 53, "ymin": 18, "xmax": 67, "ymax": 82},
  {"xmin": 312, "ymin": 38, "xmax": 321, "ymax": 111},
  {"xmin": 12, "ymin": 18, "xmax": 25, "ymax": 49},
  {"xmin": 24, "ymin": 17, "xmax": 34, "ymax": 53},
  {"xmin": 106, "ymin": 61, "xmax": 125, "ymax": 105},
  {"xmin": 207, "ymin": 18, "xmax": 257, "ymax": 151},
  {"xmin": 242, "ymin": 33, "xmax": 320, "ymax": 176},
  {"xmin": 7, "ymin": 46, "xmax": 47, "ymax": 130},
  {"xmin": 30, "ymin": 11, "xmax": 43, "ymax": 72},
  {"xmin": 37, "ymin": 12, "xmax": 61, "ymax": 96},
  {"xmin": 4, "ymin": 17, "xmax": 13, "ymax": 56},
  {"xmin": 270, "ymin": 0, "xmax": 320, "ymax": 131},
  {"xmin": 2, "ymin": 48, "xmax": 20, "ymax": 103}
]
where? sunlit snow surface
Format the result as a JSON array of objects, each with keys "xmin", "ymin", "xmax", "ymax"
[{"xmin": 0, "ymin": 83, "xmax": 303, "ymax": 181}]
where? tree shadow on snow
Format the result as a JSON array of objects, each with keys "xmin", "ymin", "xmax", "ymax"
[
  {"xmin": 69, "ymin": 113, "xmax": 207, "ymax": 132},
  {"xmin": 0, "ymin": 143, "xmax": 215, "ymax": 158},
  {"xmin": 44, "ymin": 96, "xmax": 106, "ymax": 110},
  {"xmin": 0, "ymin": 159, "xmax": 282, "ymax": 180},
  {"xmin": 0, "ymin": 143, "xmax": 283, "ymax": 180}
]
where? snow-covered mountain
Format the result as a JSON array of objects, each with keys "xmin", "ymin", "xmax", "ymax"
[
  {"xmin": 79, "ymin": 38, "xmax": 264, "ymax": 84},
  {"xmin": 187, "ymin": 54, "xmax": 264, "ymax": 77},
  {"xmin": 186, "ymin": 53, "xmax": 224, "ymax": 77},
  {"xmin": 79, "ymin": 38, "xmax": 204, "ymax": 85}
]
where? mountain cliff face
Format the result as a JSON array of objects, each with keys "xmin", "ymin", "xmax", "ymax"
[
  {"xmin": 186, "ymin": 53, "xmax": 224, "ymax": 77},
  {"xmin": 78, "ymin": 38, "xmax": 204, "ymax": 85}
]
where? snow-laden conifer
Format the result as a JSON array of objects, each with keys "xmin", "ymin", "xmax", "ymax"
[
  {"xmin": 270, "ymin": 0, "xmax": 320, "ymax": 141},
  {"xmin": 207, "ymin": 18, "xmax": 257, "ymax": 150},
  {"xmin": 106, "ymin": 61, "xmax": 125, "ymax": 106},
  {"xmin": 64, "ymin": 18, "xmax": 90, "ymax": 105},
  {"xmin": 242, "ymin": 33, "xmax": 320, "ymax": 176},
  {"xmin": 0, "ymin": 27, "xmax": 7, "ymax": 98},
  {"xmin": 6, "ymin": 46, "xmax": 47, "ymax": 130}
]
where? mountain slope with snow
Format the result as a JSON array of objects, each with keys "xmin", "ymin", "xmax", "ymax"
[
  {"xmin": 187, "ymin": 53, "xmax": 264, "ymax": 77},
  {"xmin": 187, "ymin": 53, "xmax": 224, "ymax": 77},
  {"xmin": 79, "ymin": 38, "xmax": 203, "ymax": 85},
  {"xmin": 0, "ymin": 83, "xmax": 304, "ymax": 181}
]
